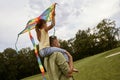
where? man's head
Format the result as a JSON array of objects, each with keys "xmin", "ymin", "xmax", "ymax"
[{"xmin": 49, "ymin": 36, "xmax": 60, "ymax": 47}]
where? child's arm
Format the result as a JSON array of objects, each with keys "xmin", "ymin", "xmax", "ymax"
[
  {"xmin": 35, "ymin": 27, "xmax": 41, "ymax": 41},
  {"xmin": 46, "ymin": 6, "xmax": 56, "ymax": 31},
  {"xmin": 46, "ymin": 13, "xmax": 55, "ymax": 31}
]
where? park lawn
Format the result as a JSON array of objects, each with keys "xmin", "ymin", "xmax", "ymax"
[
  {"xmin": 21, "ymin": 73, "xmax": 49, "ymax": 80},
  {"xmin": 21, "ymin": 47, "xmax": 120, "ymax": 80}
]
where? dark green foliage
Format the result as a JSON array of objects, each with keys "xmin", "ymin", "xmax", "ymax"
[
  {"xmin": 60, "ymin": 19, "xmax": 120, "ymax": 61},
  {"xmin": 0, "ymin": 47, "xmax": 41, "ymax": 80}
]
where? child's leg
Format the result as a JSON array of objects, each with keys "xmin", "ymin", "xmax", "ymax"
[
  {"xmin": 68, "ymin": 62, "xmax": 78, "ymax": 73},
  {"xmin": 39, "ymin": 47, "xmax": 54, "ymax": 57},
  {"xmin": 72, "ymin": 68, "xmax": 79, "ymax": 72},
  {"xmin": 65, "ymin": 52, "xmax": 78, "ymax": 73},
  {"xmin": 40, "ymin": 47, "xmax": 66, "ymax": 57}
]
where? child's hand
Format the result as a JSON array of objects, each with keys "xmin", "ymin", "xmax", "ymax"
[
  {"xmin": 52, "ymin": 10, "xmax": 55, "ymax": 17},
  {"xmin": 52, "ymin": 3, "xmax": 57, "ymax": 17}
]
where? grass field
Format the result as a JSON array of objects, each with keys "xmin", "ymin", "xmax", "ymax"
[{"xmin": 21, "ymin": 47, "xmax": 120, "ymax": 80}]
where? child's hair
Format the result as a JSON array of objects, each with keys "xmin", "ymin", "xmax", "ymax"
[
  {"xmin": 36, "ymin": 19, "xmax": 46, "ymax": 29},
  {"xmin": 49, "ymin": 36, "xmax": 57, "ymax": 46}
]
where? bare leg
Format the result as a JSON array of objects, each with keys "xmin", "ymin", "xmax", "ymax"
[{"xmin": 72, "ymin": 68, "xmax": 79, "ymax": 72}]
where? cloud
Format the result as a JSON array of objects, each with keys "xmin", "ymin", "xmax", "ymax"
[
  {"xmin": 0, "ymin": 0, "xmax": 29, "ymax": 52},
  {"xmin": 27, "ymin": 0, "xmax": 120, "ymax": 40},
  {"xmin": 0, "ymin": 0, "xmax": 120, "ymax": 51}
]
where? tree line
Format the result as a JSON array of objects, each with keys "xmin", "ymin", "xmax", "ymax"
[
  {"xmin": 60, "ymin": 19, "xmax": 120, "ymax": 60},
  {"xmin": 0, "ymin": 19, "xmax": 120, "ymax": 80}
]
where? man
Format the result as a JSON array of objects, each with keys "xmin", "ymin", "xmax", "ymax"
[{"xmin": 44, "ymin": 36, "xmax": 74, "ymax": 80}]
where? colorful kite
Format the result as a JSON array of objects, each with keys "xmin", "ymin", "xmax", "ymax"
[
  {"xmin": 18, "ymin": 3, "xmax": 56, "ymax": 35},
  {"xmin": 15, "ymin": 3, "xmax": 56, "ymax": 80}
]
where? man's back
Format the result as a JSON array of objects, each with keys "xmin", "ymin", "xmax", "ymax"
[{"xmin": 44, "ymin": 52, "xmax": 73, "ymax": 80}]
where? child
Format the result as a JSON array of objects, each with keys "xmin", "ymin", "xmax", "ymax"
[{"xmin": 35, "ymin": 11, "xmax": 78, "ymax": 73}]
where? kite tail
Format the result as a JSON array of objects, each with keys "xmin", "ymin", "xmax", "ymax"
[
  {"xmin": 28, "ymin": 31, "xmax": 46, "ymax": 80},
  {"xmin": 53, "ymin": 27, "xmax": 56, "ymax": 36},
  {"xmin": 15, "ymin": 35, "xmax": 19, "ymax": 53}
]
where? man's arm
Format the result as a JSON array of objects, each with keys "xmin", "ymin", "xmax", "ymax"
[
  {"xmin": 55, "ymin": 52, "xmax": 73, "ymax": 77},
  {"xmin": 51, "ymin": 47, "xmax": 73, "ymax": 76}
]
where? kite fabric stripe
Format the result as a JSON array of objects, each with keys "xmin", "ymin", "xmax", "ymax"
[
  {"xmin": 15, "ymin": 3, "xmax": 56, "ymax": 80},
  {"xmin": 29, "ymin": 30, "xmax": 46, "ymax": 80}
]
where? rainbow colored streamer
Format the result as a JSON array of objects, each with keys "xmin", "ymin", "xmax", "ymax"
[
  {"xmin": 28, "ymin": 30, "xmax": 46, "ymax": 80},
  {"xmin": 15, "ymin": 3, "xmax": 56, "ymax": 80}
]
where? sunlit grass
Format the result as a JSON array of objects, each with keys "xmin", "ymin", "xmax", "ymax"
[
  {"xmin": 73, "ymin": 47, "xmax": 120, "ymax": 80},
  {"xmin": 21, "ymin": 47, "xmax": 120, "ymax": 80}
]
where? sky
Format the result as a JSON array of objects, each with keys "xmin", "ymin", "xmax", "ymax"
[{"xmin": 0, "ymin": 0, "xmax": 120, "ymax": 52}]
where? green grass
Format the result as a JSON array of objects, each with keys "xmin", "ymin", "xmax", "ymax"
[
  {"xmin": 21, "ymin": 73, "xmax": 49, "ymax": 80},
  {"xmin": 21, "ymin": 47, "xmax": 120, "ymax": 80}
]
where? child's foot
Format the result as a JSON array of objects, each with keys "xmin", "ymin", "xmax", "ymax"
[{"xmin": 73, "ymin": 68, "xmax": 79, "ymax": 73}]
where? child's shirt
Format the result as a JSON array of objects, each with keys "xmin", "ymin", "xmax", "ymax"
[{"xmin": 39, "ymin": 29, "xmax": 50, "ymax": 50}]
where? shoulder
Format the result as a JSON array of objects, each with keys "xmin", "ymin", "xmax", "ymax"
[
  {"xmin": 44, "ymin": 52, "xmax": 65, "ymax": 60},
  {"xmin": 40, "ymin": 28, "xmax": 48, "ymax": 33}
]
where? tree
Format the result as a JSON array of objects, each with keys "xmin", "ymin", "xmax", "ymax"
[
  {"xmin": 0, "ymin": 52, "xmax": 7, "ymax": 80},
  {"xmin": 95, "ymin": 19, "xmax": 119, "ymax": 51},
  {"xmin": 17, "ymin": 47, "xmax": 40, "ymax": 79},
  {"xmin": 2, "ymin": 48, "xmax": 18, "ymax": 80},
  {"xmin": 59, "ymin": 39, "xmax": 73, "ymax": 54},
  {"xmin": 72, "ymin": 29, "xmax": 93, "ymax": 59}
]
